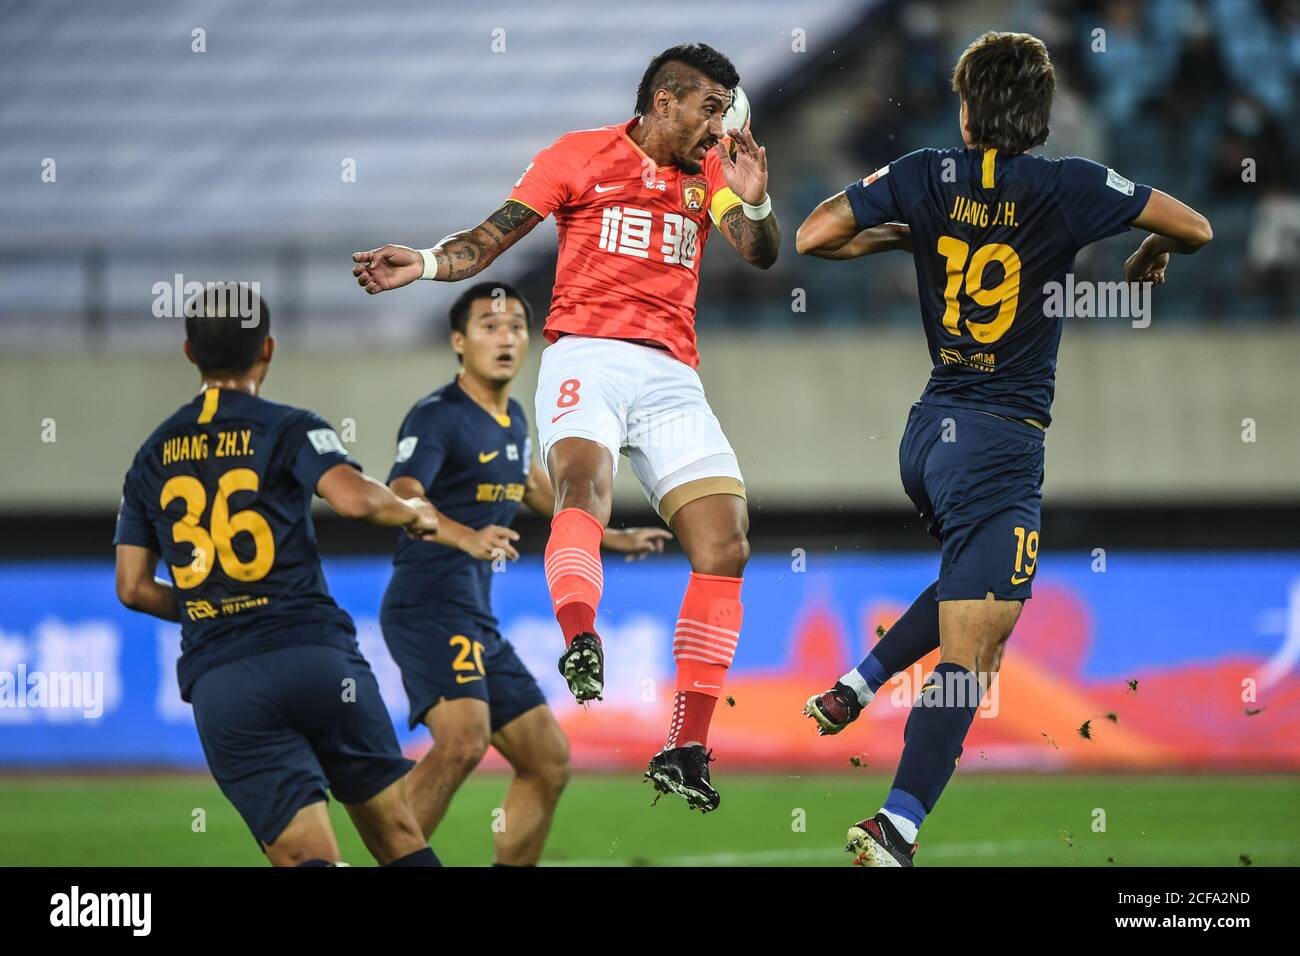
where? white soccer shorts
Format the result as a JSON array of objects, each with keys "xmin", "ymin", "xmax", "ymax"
[{"xmin": 535, "ymin": 335, "xmax": 745, "ymax": 522}]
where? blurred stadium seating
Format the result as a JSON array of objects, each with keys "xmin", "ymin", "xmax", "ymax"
[
  {"xmin": 3, "ymin": 0, "xmax": 1296, "ymax": 350},
  {"xmin": 0, "ymin": 0, "xmax": 862, "ymax": 348}
]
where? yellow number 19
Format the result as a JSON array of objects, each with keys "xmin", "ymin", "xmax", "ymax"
[
  {"xmin": 936, "ymin": 237, "xmax": 1022, "ymax": 344},
  {"xmin": 1012, "ymin": 525, "xmax": 1039, "ymax": 582}
]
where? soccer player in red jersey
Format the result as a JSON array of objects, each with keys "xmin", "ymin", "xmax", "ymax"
[{"xmin": 352, "ymin": 43, "xmax": 780, "ymax": 811}]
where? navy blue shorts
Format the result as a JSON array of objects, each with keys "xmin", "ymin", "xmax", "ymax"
[
  {"xmin": 899, "ymin": 402, "xmax": 1045, "ymax": 601},
  {"xmin": 380, "ymin": 612, "xmax": 547, "ymax": 733},
  {"xmin": 189, "ymin": 644, "xmax": 413, "ymax": 847}
]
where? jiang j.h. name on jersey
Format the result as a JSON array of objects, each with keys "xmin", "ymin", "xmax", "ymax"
[
  {"xmin": 846, "ymin": 147, "xmax": 1151, "ymax": 426},
  {"xmin": 113, "ymin": 387, "xmax": 360, "ymax": 700},
  {"xmin": 382, "ymin": 378, "xmax": 531, "ymax": 626}
]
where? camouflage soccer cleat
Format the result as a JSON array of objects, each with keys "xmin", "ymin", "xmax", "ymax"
[
  {"xmin": 557, "ymin": 631, "xmax": 604, "ymax": 702},
  {"xmin": 803, "ymin": 681, "xmax": 863, "ymax": 736},
  {"xmin": 644, "ymin": 745, "xmax": 720, "ymax": 813},
  {"xmin": 845, "ymin": 813, "xmax": 917, "ymax": 867}
]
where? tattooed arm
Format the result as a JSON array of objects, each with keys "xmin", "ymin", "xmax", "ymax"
[
  {"xmin": 717, "ymin": 203, "xmax": 781, "ymax": 270},
  {"xmin": 351, "ymin": 200, "xmax": 542, "ymax": 293},
  {"xmin": 795, "ymin": 191, "xmax": 911, "ymax": 259},
  {"xmin": 712, "ymin": 128, "xmax": 780, "ymax": 269}
]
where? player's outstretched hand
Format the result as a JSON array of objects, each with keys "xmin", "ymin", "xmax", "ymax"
[
  {"xmin": 604, "ymin": 527, "xmax": 673, "ymax": 561},
  {"xmin": 464, "ymin": 525, "xmax": 520, "ymax": 562},
  {"xmin": 352, "ymin": 244, "xmax": 424, "ymax": 294},
  {"xmin": 405, "ymin": 499, "xmax": 440, "ymax": 542},
  {"xmin": 714, "ymin": 128, "xmax": 767, "ymax": 206}
]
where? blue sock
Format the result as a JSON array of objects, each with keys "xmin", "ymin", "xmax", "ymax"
[
  {"xmin": 840, "ymin": 581, "xmax": 940, "ymax": 705},
  {"xmin": 884, "ymin": 662, "xmax": 983, "ymax": 835},
  {"xmin": 384, "ymin": 846, "xmax": 441, "ymax": 867}
]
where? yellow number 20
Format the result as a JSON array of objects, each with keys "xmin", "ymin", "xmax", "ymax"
[
  {"xmin": 160, "ymin": 468, "xmax": 276, "ymax": 588},
  {"xmin": 936, "ymin": 237, "xmax": 1022, "ymax": 344},
  {"xmin": 449, "ymin": 635, "xmax": 486, "ymax": 682}
]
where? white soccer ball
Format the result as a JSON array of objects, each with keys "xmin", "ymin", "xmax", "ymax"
[{"xmin": 722, "ymin": 86, "xmax": 750, "ymax": 155}]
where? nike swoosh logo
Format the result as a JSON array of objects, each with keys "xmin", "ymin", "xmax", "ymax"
[
  {"xmin": 550, "ymin": 408, "xmax": 579, "ymax": 424},
  {"xmin": 693, "ymin": 682, "xmax": 721, "ymax": 690},
  {"xmin": 593, "ymin": 183, "xmax": 623, "ymax": 193},
  {"xmin": 455, "ymin": 674, "xmax": 483, "ymax": 684},
  {"xmin": 1010, "ymin": 573, "xmax": 1030, "ymax": 585},
  {"xmin": 478, "ymin": 450, "xmax": 499, "ymax": 463}
]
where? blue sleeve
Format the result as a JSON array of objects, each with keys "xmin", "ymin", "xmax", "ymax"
[
  {"xmin": 1057, "ymin": 158, "xmax": 1152, "ymax": 246},
  {"xmin": 844, "ymin": 150, "xmax": 926, "ymax": 230},
  {"xmin": 386, "ymin": 404, "xmax": 449, "ymax": 489},
  {"xmin": 286, "ymin": 411, "xmax": 360, "ymax": 493},
  {"xmin": 112, "ymin": 461, "xmax": 160, "ymax": 552}
]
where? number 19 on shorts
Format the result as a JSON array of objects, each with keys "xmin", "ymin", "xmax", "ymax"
[{"xmin": 1011, "ymin": 526, "xmax": 1039, "ymax": 586}]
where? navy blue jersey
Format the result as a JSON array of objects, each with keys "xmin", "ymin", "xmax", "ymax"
[
  {"xmin": 383, "ymin": 378, "xmax": 531, "ymax": 623},
  {"xmin": 846, "ymin": 148, "xmax": 1152, "ymax": 425},
  {"xmin": 113, "ymin": 387, "xmax": 360, "ymax": 700}
]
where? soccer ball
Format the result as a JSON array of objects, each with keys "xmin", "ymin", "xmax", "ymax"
[{"xmin": 722, "ymin": 86, "xmax": 750, "ymax": 157}]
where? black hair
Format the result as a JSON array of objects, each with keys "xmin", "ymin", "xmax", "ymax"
[
  {"xmin": 952, "ymin": 31, "xmax": 1055, "ymax": 155},
  {"xmin": 635, "ymin": 43, "xmax": 739, "ymax": 115},
  {"xmin": 184, "ymin": 282, "xmax": 270, "ymax": 375},
  {"xmin": 447, "ymin": 281, "xmax": 533, "ymax": 335}
]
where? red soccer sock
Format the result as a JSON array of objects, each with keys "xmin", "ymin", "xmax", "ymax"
[
  {"xmin": 556, "ymin": 603, "xmax": 595, "ymax": 643},
  {"xmin": 665, "ymin": 691, "xmax": 719, "ymax": 750},
  {"xmin": 667, "ymin": 572, "xmax": 744, "ymax": 748},
  {"xmin": 544, "ymin": 508, "xmax": 606, "ymax": 647}
]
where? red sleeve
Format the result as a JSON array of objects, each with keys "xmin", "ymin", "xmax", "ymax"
[{"xmin": 507, "ymin": 136, "xmax": 575, "ymax": 219}]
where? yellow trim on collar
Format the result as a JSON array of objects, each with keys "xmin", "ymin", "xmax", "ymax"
[{"xmin": 197, "ymin": 388, "xmax": 219, "ymax": 425}]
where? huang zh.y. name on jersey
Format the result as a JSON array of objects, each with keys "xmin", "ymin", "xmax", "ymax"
[{"xmin": 113, "ymin": 387, "xmax": 362, "ymax": 702}]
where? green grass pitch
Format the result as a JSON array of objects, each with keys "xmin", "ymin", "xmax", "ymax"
[{"xmin": 1, "ymin": 772, "xmax": 1296, "ymax": 866}]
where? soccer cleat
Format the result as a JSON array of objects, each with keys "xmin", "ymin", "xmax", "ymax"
[
  {"xmin": 644, "ymin": 745, "xmax": 720, "ymax": 813},
  {"xmin": 845, "ymin": 813, "xmax": 917, "ymax": 867},
  {"xmin": 557, "ymin": 631, "xmax": 604, "ymax": 702},
  {"xmin": 803, "ymin": 681, "xmax": 862, "ymax": 735}
]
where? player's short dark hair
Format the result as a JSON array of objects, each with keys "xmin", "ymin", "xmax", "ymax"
[
  {"xmin": 184, "ymin": 283, "xmax": 270, "ymax": 375},
  {"xmin": 447, "ymin": 281, "xmax": 533, "ymax": 336},
  {"xmin": 951, "ymin": 31, "xmax": 1055, "ymax": 155},
  {"xmin": 635, "ymin": 43, "xmax": 739, "ymax": 115}
]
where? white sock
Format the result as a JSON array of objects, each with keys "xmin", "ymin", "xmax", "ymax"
[
  {"xmin": 880, "ymin": 809, "xmax": 918, "ymax": 844},
  {"xmin": 838, "ymin": 668, "xmax": 875, "ymax": 708}
]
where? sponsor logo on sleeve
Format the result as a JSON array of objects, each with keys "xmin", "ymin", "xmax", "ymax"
[
  {"xmin": 864, "ymin": 165, "xmax": 890, "ymax": 186},
  {"xmin": 1105, "ymin": 168, "xmax": 1135, "ymax": 196},
  {"xmin": 307, "ymin": 428, "xmax": 346, "ymax": 456},
  {"xmin": 395, "ymin": 436, "xmax": 418, "ymax": 463}
]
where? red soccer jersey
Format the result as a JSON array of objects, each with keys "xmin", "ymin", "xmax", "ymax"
[{"xmin": 507, "ymin": 118, "xmax": 742, "ymax": 368}]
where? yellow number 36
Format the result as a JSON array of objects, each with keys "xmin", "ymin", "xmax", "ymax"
[
  {"xmin": 160, "ymin": 468, "xmax": 276, "ymax": 588},
  {"xmin": 937, "ymin": 236, "xmax": 1022, "ymax": 344}
]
